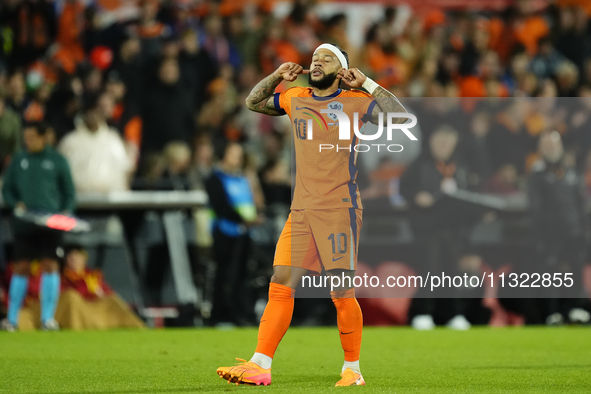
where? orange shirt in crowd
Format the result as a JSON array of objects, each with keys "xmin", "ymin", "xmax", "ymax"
[
  {"xmin": 259, "ymin": 40, "xmax": 301, "ymax": 75},
  {"xmin": 366, "ymin": 43, "xmax": 407, "ymax": 88},
  {"xmin": 459, "ymin": 76, "xmax": 509, "ymax": 98},
  {"xmin": 556, "ymin": 0, "xmax": 591, "ymax": 16},
  {"xmin": 513, "ymin": 16, "xmax": 549, "ymax": 56},
  {"xmin": 55, "ymin": 0, "xmax": 85, "ymax": 72}
]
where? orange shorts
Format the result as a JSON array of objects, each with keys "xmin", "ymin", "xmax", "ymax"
[{"xmin": 273, "ymin": 209, "xmax": 362, "ymax": 273}]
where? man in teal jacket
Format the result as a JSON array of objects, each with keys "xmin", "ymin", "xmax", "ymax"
[{"xmin": 1, "ymin": 122, "xmax": 76, "ymax": 331}]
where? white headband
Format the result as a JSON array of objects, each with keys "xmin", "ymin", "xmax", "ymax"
[{"xmin": 314, "ymin": 43, "xmax": 348, "ymax": 70}]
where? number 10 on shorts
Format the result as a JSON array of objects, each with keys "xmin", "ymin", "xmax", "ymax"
[{"xmin": 328, "ymin": 233, "xmax": 347, "ymax": 254}]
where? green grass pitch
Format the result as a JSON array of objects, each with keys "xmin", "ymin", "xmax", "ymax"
[{"xmin": 1, "ymin": 327, "xmax": 590, "ymax": 393}]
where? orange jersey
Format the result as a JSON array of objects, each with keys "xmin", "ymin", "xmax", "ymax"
[{"xmin": 274, "ymin": 86, "xmax": 375, "ymax": 210}]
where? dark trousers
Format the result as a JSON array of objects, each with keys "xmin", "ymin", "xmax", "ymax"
[
  {"xmin": 0, "ymin": 215, "xmax": 5, "ymax": 272},
  {"xmin": 408, "ymin": 225, "xmax": 481, "ymax": 321},
  {"xmin": 211, "ymin": 229, "xmax": 252, "ymax": 324},
  {"xmin": 535, "ymin": 236, "xmax": 588, "ymax": 317}
]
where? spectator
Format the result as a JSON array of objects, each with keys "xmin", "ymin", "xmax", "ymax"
[
  {"xmin": 58, "ymin": 94, "xmax": 134, "ymax": 193},
  {"xmin": 103, "ymin": 71, "xmax": 142, "ymax": 156},
  {"xmin": 323, "ymin": 14, "xmax": 354, "ymax": 62},
  {"xmin": 178, "ymin": 29, "xmax": 217, "ymax": 111},
  {"xmin": 162, "ymin": 141, "xmax": 191, "ymax": 185},
  {"xmin": 205, "ymin": 142, "xmax": 257, "ymax": 326},
  {"xmin": 1, "ymin": 122, "xmax": 75, "ymax": 332},
  {"xmin": 5, "ymin": 71, "xmax": 29, "ymax": 118},
  {"xmin": 530, "ymin": 37, "xmax": 566, "ymax": 80},
  {"xmin": 363, "ymin": 23, "xmax": 407, "ymax": 88},
  {"xmin": 0, "ymin": 90, "xmax": 22, "ymax": 173},
  {"xmin": 583, "ymin": 58, "xmax": 591, "ymax": 86},
  {"xmin": 111, "ymin": 35, "xmax": 143, "ymax": 108},
  {"xmin": 284, "ymin": 0, "xmax": 321, "ymax": 58},
  {"xmin": 511, "ymin": 0, "xmax": 550, "ymax": 57},
  {"xmin": 457, "ymin": 111, "xmax": 494, "ymax": 189},
  {"xmin": 161, "ymin": 35, "xmax": 180, "ymax": 59},
  {"xmin": 188, "ymin": 134, "xmax": 215, "ymax": 257},
  {"xmin": 45, "ymin": 81, "xmax": 81, "ymax": 143},
  {"xmin": 140, "ymin": 57, "xmax": 194, "ymax": 156},
  {"xmin": 257, "ymin": 130, "xmax": 290, "ymax": 209},
  {"xmin": 81, "ymin": 66, "xmax": 103, "ymax": 97},
  {"xmin": 136, "ymin": 141, "xmax": 192, "ymax": 191},
  {"xmin": 555, "ymin": 61, "xmax": 579, "ymax": 97},
  {"xmin": 567, "ymin": 85, "xmax": 591, "ymax": 162},
  {"xmin": 502, "ymin": 47, "xmax": 531, "ymax": 95},
  {"xmin": 400, "ymin": 125, "xmax": 476, "ymax": 331},
  {"xmin": 483, "ymin": 164, "xmax": 521, "ymax": 194},
  {"xmin": 259, "ymin": 157, "xmax": 291, "ymax": 209},
  {"xmin": 55, "ymin": 0, "xmax": 85, "ymax": 69},
  {"xmin": 57, "ymin": 245, "xmax": 145, "ymax": 330},
  {"xmin": 258, "ymin": 21, "xmax": 301, "ymax": 76},
  {"xmin": 527, "ymin": 131, "xmax": 590, "ymax": 325},
  {"xmin": 10, "ymin": 245, "xmax": 145, "ymax": 330},
  {"xmin": 488, "ymin": 100, "xmax": 530, "ymax": 172},
  {"xmin": 81, "ymin": 5, "xmax": 114, "ymax": 56},
  {"xmin": 554, "ymin": 7, "xmax": 591, "ymax": 78},
  {"xmin": 22, "ymin": 78, "xmax": 52, "ymax": 124},
  {"xmin": 131, "ymin": 0, "xmax": 171, "ymax": 60},
  {"xmin": 226, "ymin": 12, "xmax": 264, "ymax": 69},
  {"xmin": 202, "ymin": 14, "xmax": 240, "ymax": 69},
  {"xmin": 172, "ymin": 1, "xmax": 200, "ymax": 35},
  {"xmin": 188, "ymin": 134, "xmax": 214, "ymax": 192},
  {"xmin": 5, "ymin": 0, "xmax": 57, "ymax": 68}
]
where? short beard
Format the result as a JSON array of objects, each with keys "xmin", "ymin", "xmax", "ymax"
[{"xmin": 308, "ymin": 71, "xmax": 338, "ymax": 90}]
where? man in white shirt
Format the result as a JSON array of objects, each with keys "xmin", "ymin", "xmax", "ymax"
[{"xmin": 59, "ymin": 93, "xmax": 135, "ymax": 194}]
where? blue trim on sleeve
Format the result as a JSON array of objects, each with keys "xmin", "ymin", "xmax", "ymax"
[
  {"xmin": 361, "ymin": 100, "xmax": 377, "ymax": 123},
  {"xmin": 274, "ymin": 93, "xmax": 287, "ymax": 115},
  {"xmin": 347, "ymin": 134, "xmax": 359, "ymax": 209}
]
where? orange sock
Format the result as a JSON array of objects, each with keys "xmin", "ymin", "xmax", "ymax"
[
  {"xmin": 255, "ymin": 282, "xmax": 295, "ymax": 358},
  {"xmin": 331, "ymin": 289, "xmax": 363, "ymax": 362}
]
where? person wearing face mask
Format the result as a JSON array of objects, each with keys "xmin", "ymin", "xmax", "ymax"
[{"xmin": 527, "ymin": 130, "xmax": 590, "ymax": 325}]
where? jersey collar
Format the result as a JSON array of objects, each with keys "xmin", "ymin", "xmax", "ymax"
[{"xmin": 312, "ymin": 88, "xmax": 342, "ymax": 101}]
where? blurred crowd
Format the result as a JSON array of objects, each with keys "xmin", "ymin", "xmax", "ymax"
[
  {"xmin": 1, "ymin": 0, "xmax": 591, "ymax": 196},
  {"xmin": 1, "ymin": 0, "xmax": 591, "ymax": 327}
]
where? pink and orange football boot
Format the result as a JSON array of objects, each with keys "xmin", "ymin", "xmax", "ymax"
[
  {"xmin": 335, "ymin": 368, "xmax": 365, "ymax": 387},
  {"xmin": 216, "ymin": 358, "xmax": 271, "ymax": 386}
]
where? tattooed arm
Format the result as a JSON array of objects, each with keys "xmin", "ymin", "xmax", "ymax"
[
  {"xmin": 369, "ymin": 85, "xmax": 407, "ymax": 124},
  {"xmin": 245, "ymin": 62, "xmax": 307, "ymax": 115},
  {"xmin": 339, "ymin": 68, "xmax": 407, "ymax": 124},
  {"xmin": 244, "ymin": 73, "xmax": 283, "ymax": 115}
]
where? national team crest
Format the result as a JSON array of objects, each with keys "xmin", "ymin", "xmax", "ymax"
[{"xmin": 326, "ymin": 101, "xmax": 344, "ymax": 122}]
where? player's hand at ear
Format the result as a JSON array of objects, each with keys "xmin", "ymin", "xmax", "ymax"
[
  {"xmin": 274, "ymin": 62, "xmax": 309, "ymax": 82},
  {"xmin": 340, "ymin": 68, "xmax": 367, "ymax": 88}
]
